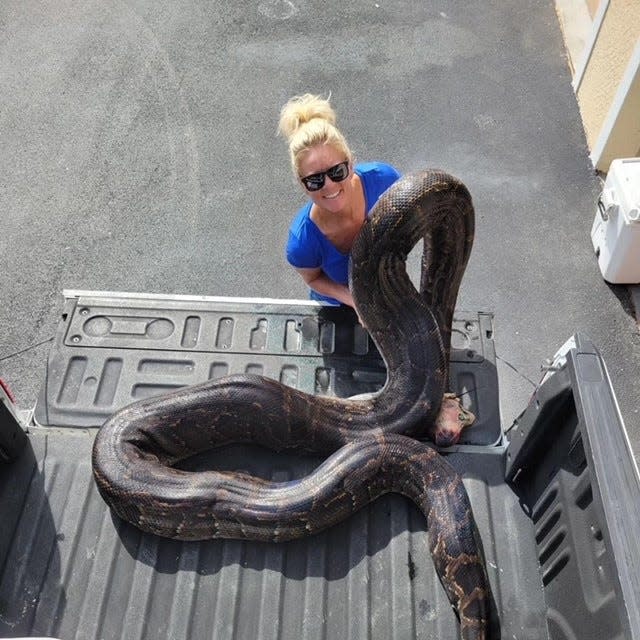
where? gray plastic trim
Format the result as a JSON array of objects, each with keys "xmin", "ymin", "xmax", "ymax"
[
  {"xmin": 568, "ymin": 336, "xmax": 640, "ymax": 640},
  {"xmin": 35, "ymin": 292, "xmax": 502, "ymax": 447}
]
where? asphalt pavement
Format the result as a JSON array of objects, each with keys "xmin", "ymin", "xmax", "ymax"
[{"xmin": 2, "ymin": 0, "xmax": 639, "ymax": 463}]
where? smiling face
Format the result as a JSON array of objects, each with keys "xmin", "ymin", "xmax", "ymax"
[{"xmin": 298, "ymin": 144, "xmax": 353, "ymax": 214}]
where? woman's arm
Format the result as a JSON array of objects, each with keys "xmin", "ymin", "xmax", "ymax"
[
  {"xmin": 295, "ymin": 267, "xmax": 355, "ymax": 308},
  {"xmin": 295, "ymin": 267, "xmax": 366, "ymax": 326}
]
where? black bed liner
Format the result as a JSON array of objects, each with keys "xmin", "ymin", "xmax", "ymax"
[{"xmin": 1, "ymin": 291, "xmax": 638, "ymax": 639}]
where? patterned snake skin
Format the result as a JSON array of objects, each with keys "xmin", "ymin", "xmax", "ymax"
[{"xmin": 92, "ymin": 170, "xmax": 498, "ymax": 639}]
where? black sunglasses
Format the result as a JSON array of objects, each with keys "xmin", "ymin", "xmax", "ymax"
[{"xmin": 300, "ymin": 161, "xmax": 350, "ymax": 191}]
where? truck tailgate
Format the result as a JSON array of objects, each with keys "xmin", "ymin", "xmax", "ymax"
[{"xmin": 4, "ymin": 290, "xmax": 631, "ymax": 639}]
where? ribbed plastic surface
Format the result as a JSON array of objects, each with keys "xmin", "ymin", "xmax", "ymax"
[
  {"xmin": 0, "ymin": 430, "xmax": 546, "ymax": 640},
  {"xmin": 0, "ymin": 292, "xmax": 551, "ymax": 639},
  {"xmin": 34, "ymin": 292, "xmax": 500, "ymax": 446}
]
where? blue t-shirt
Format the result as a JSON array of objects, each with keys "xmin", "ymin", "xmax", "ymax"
[{"xmin": 286, "ymin": 161, "xmax": 401, "ymax": 304}]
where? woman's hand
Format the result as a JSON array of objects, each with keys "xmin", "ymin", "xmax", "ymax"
[{"xmin": 295, "ymin": 267, "xmax": 366, "ymax": 327}]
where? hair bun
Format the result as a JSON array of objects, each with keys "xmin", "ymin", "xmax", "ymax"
[
  {"xmin": 278, "ymin": 93, "xmax": 336, "ymax": 140},
  {"xmin": 278, "ymin": 92, "xmax": 352, "ymax": 174}
]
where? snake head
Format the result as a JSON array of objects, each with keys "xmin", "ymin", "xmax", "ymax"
[{"xmin": 432, "ymin": 393, "xmax": 476, "ymax": 447}]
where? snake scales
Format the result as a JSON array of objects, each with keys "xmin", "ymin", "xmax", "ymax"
[{"xmin": 92, "ymin": 170, "xmax": 497, "ymax": 639}]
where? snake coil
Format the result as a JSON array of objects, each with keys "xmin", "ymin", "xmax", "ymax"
[{"xmin": 92, "ymin": 170, "xmax": 498, "ymax": 639}]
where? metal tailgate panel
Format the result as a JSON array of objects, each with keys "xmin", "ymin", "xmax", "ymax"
[{"xmin": 34, "ymin": 291, "xmax": 501, "ymax": 446}]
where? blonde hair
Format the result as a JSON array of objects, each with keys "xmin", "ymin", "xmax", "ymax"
[{"xmin": 278, "ymin": 93, "xmax": 353, "ymax": 176}]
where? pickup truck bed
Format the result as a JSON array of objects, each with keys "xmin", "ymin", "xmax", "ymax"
[{"xmin": 1, "ymin": 291, "xmax": 638, "ymax": 639}]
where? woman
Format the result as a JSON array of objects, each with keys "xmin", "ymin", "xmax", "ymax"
[
  {"xmin": 278, "ymin": 93, "xmax": 476, "ymax": 445},
  {"xmin": 279, "ymin": 93, "xmax": 400, "ymax": 309}
]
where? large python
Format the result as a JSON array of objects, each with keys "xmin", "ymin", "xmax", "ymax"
[{"xmin": 92, "ymin": 170, "xmax": 498, "ymax": 639}]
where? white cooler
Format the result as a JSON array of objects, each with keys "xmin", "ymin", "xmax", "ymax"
[{"xmin": 591, "ymin": 157, "xmax": 640, "ymax": 283}]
